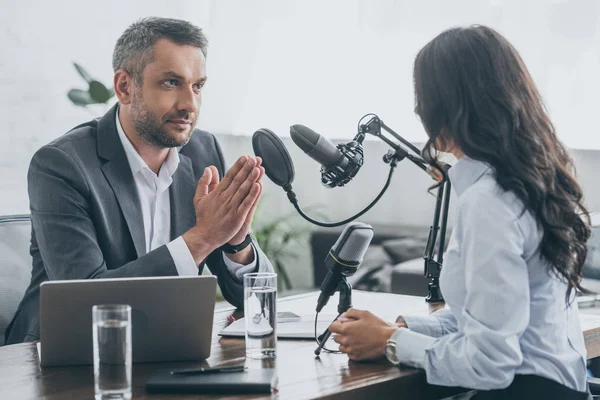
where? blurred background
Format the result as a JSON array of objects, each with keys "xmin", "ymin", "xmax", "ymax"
[{"xmin": 1, "ymin": 0, "xmax": 599, "ymax": 292}]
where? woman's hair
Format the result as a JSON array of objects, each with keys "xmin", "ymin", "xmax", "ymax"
[{"xmin": 414, "ymin": 25, "xmax": 590, "ymax": 300}]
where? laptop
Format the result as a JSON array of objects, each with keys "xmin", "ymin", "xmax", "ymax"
[{"xmin": 39, "ymin": 275, "xmax": 217, "ymax": 367}]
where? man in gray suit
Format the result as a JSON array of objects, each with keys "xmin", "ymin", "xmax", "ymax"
[{"xmin": 6, "ymin": 17, "xmax": 273, "ymax": 344}]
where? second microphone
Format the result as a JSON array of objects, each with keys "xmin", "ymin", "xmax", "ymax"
[{"xmin": 290, "ymin": 125, "xmax": 364, "ymax": 188}]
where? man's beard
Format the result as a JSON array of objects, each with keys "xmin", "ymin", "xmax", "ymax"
[{"xmin": 130, "ymin": 91, "xmax": 195, "ymax": 148}]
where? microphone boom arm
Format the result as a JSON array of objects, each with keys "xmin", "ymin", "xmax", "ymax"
[
  {"xmin": 358, "ymin": 114, "xmax": 451, "ymax": 303},
  {"xmin": 359, "ymin": 115, "xmax": 430, "ymax": 175}
]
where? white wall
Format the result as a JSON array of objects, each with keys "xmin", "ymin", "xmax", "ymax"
[
  {"xmin": 3, "ymin": 1, "xmax": 600, "ymax": 144},
  {"xmin": 203, "ymin": 0, "xmax": 600, "ymax": 150}
]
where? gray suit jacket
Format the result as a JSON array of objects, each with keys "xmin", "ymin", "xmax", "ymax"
[{"xmin": 6, "ymin": 104, "xmax": 272, "ymax": 344}]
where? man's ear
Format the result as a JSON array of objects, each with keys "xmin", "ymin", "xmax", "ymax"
[{"xmin": 113, "ymin": 69, "xmax": 134, "ymax": 105}]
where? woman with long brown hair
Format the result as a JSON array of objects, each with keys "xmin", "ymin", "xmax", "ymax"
[{"xmin": 329, "ymin": 25, "xmax": 592, "ymax": 399}]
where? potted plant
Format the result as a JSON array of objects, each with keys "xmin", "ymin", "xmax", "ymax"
[
  {"xmin": 253, "ymin": 202, "xmax": 324, "ymax": 291},
  {"xmin": 67, "ymin": 62, "xmax": 115, "ymax": 112}
]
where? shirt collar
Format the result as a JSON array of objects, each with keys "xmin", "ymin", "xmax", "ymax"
[
  {"xmin": 161, "ymin": 143, "xmax": 180, "ymax": 178},
  {"xmin": 115, "ymin": 107, "xmax": 180, "ymax": 178},
  {"xmin": 448, "ymin": 155, "xmax": 492, "ymax": 197}
]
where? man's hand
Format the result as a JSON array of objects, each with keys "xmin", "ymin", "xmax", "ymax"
[
  {"xmin": 182, "ymin": 155, "xmax": 262, "ymax": 264},
  {"xmin": 222, "ymin": 158, "xmax": 263, "ymax": 265},
  {"xmin": 227, "ymin": 157, "xmax": 264, "ymax": 247},
  {"xmin": 328, "ymin": 308, "xmax": 397, "ymax": 361}
]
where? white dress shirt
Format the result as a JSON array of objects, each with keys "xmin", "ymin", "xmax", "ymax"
[
  {"xmin": 115, "ymin": 110, "xmax": 256, "ymax": 280},
  {"xmin": 394, "ymin": 156, "xmax": 588, "ymax": 392}
]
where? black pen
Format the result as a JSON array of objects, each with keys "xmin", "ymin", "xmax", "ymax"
[{"xmin": 170, "ymin": 365, "xmax": 246, "ymax": 375}]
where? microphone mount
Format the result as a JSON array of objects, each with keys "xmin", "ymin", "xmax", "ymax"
[{"xmin": 321, "ymin": 137, "xmax": 365, "ymax": 188}]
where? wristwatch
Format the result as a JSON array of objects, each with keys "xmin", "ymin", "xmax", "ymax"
[
  {"xmin": 220, "ymin": 234, "xmax": 253, "ymax": 254},
  {"xmin": 385, "ymin": 336, "xmax": 401, "ymax": 366}
]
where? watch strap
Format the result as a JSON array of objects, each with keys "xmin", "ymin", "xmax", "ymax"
[{"xmin": 220, "ymin": 234, "xmax": 253, "ymax": 254}]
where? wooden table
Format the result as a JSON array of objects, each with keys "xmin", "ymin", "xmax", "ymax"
[{"xmin": 2, "ymin": 290, "xmax": 600, "ymax": 400}]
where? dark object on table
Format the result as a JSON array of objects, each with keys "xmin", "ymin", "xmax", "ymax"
[{"xmin": 146, "ymin": 367, "xmax": 276, "ymax": 394}]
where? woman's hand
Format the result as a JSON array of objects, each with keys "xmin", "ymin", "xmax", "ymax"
[{"xmin": 328, "ymin": 308, "xmax": 397, "ymax": 361}]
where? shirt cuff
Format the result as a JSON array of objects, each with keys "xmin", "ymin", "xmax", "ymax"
[
  {"xmin": 402, "ymin": 314, "xmax": 445, "ymax": 338},
  {"xmin": 392, "ymin": 327, "xmax": 436, "ymax": 369},
  {"xmin": 166, "ymin": 236, "xmax": 199, "ymax": 276},
  {"xmin": 222, "ymin": 244, "xmax": 258, "ymax": 280}
]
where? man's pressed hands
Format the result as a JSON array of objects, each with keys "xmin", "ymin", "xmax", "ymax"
[{"xmin": 183, "ymin": 155, "xmax": 265, "ymax": 265}]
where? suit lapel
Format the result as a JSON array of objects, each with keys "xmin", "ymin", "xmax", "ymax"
[
  {"xmin": 170, "ymin": 154, "xmax": 197, "ymax": 239},
  {"xmin": 97, "ymin": 104, "xmax": 146, "ymax": 256}
]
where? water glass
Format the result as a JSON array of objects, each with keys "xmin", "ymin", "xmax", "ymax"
[
  {"xmin": 244, "ymin": 272, "xmax": 277, "ymax": 359},
  {"xmin": 93, "ymin": 304, "xmax": 132, "ymax": 400}
]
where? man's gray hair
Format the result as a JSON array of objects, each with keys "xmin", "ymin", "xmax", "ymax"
[{"xmin": 112, "ymin": 17, "xmax": 208, "ymax": 84}]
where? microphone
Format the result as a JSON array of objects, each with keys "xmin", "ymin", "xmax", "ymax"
[
  {"xmin": 316, "ymin": 222, "xmax": 374, "ymax": 313},
  {"xmin": 290, "ymin": 125, "xmax": 364, "ymax": 188}
]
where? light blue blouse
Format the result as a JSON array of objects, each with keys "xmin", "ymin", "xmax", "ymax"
[{"xmin": 394, "ymin": 155, "xmax": 588, "ymax": 391}]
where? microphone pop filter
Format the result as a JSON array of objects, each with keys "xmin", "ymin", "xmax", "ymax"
[{"xmin": 252, "ymin": 128, "xmax": 295, "ymax": 188}]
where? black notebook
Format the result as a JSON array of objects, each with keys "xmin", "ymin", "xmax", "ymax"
[{"xmin": 146, "ymin": 368, "xmax": 276, "ymax": 394}]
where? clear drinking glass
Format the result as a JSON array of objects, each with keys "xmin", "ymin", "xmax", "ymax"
[
  {"xmin": 244, "ymin": 272, "xmax": 277, "ymax": 359},
  {"xmin": 92, "ymin": 304, "xmax": 132, "ymax": 400}
]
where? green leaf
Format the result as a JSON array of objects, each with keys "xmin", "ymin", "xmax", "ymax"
[
  {"xmin": 88, "ymin": 80, "xmax": 112, "ymax": 103},
  {"xmin": 67, "ymin": 89, "xmax": 95, "ymax": 106},
  {"xmin": 73, "ymin": 62, "xmax": 94, "ymax": 83}
]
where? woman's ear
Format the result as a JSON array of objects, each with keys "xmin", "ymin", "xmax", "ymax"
[
  {"xmin": 434, "ymin": 128, "xmax": 450, "ymax": 152},
  {"xmin": 437, "ymin": 129, "xmax": 464, "ymax": 159}
]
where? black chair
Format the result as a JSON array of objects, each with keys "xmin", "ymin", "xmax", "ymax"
[{"xmin": 0, "ymin": 215, "xmax": 32, "ymax": 345}]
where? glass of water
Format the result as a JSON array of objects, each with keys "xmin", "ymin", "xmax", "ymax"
[
  {"xmin": 244, "ymin": 272, "xmax": 277, "ymax": 359},
  {"xmin": 92, "ymin": 304, "xmax": 132, "ymax": 400}
]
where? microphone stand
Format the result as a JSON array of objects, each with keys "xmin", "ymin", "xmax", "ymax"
[
  {"xmin": 314, "ymin": 277, "xmax": 352, "ymax": 356},
  {"xmin": 359, "ymin": 115, "xmax": 451, "ymax": 304},
  {"xmin": 424, "ymin": 178, "xmax": 451, "ymax": 304}
]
